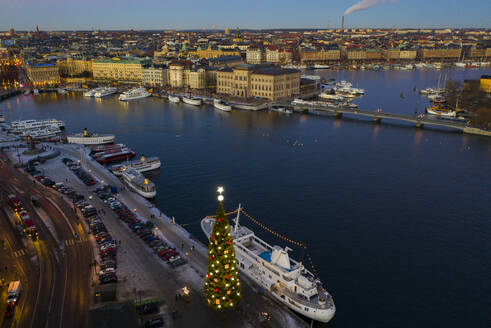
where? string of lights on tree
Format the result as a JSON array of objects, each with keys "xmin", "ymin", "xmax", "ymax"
[{"xmin": 204, "ymin": 187, "xmax": 242, "ymax": 310}]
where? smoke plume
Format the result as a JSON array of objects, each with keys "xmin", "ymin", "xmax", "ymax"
[{"xmin": 344, "ymin": 0, "xmax": 396, "ymax": 16}]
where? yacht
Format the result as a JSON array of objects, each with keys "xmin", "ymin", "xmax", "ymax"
[
  {"xmin": 9, "ymin": 119, "xmax": 65, "ymax": 134},
  {"xmin": 455, "ymin": 62, "xmax": 466, "ymax": 68},
  {"xmin": 313, "ymin": 64, "xmax": 330, "ymax": 69},
  {"xmin": 182, "ymin": 96, "xmax": 202, "ymax": 106},
  {"xmin": 118, "ymin": 87, "xmax": 150, "ymax": 101},
  {"xmin": 122, "ymin": 169, "xmax": 156, "ymax": 198},
  {"xmin": 84, "ymin": 88, "xmax": 104, "ymax": 97},
  {"xmin": 94, "ymin": 87, "xmax": 118, "ymax": 98},
  {"xmin": 67, "ymin": 128, "xmax": 115, "ymax": 145},
  {"xmin": 213, "ymin": 99, "xmax": 232, "ymax": 112},
  {"xmin": 201, "ymin": 206, "xmax": 335, "ymax": 323},
  {"xmin": 110, "ymin": 155, "xmax": 161, "ymax": 176},
  {"xmin": 319, "ymin": 93, "xmax": 344, "ymax": 101},
  {"xmin": 168, "ymin": 95, "xmax": 181, "ymax": 103},
  {"xmin": 426, "ymin": 106, "xmax": 456, "ymax": 117},
  {"xmin": 57, "ymin": 88, "xmax": 68, "ymax": 94}
]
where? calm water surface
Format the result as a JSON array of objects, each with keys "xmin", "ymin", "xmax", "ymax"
[{"xmin": 1, "ymin": 69, "xmax": 490, "ymax": 327}]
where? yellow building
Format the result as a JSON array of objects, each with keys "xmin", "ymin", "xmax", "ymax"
[
  {"xmin": 25, "ymin": 63, "xmax": 60, "ymax": 87},
  {"xmin": 216, "ymin": 65, "xmax": 300, "ymax": 101},
  {"xmin": 92, "ymin": 57, "xmax": 145, "ymax": 83},
  {"xmin": 142, "ymin": 67, "xmax": 167, "ymax": 87},
  {"xmin": 58, "ymin": 57, "xmax": 92, "ymax": 76},
  {"xmin": 188, "ymin": 45, "xmax": 240, "ymax": 59},
  {"xmin": 480, "ymin": 75, "xmax": 491, "ymax": 93},
  {"xmin": 168, "ymin": 61, "xmax": 207, "ymax": 89}
]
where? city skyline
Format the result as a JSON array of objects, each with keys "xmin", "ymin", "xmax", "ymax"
[{"xmin": 1, "ymin": 0, "xmax": 490, "ymax": 31}]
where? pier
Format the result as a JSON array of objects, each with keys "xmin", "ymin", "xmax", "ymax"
[{"xmin": 276, "ymin": 103, "xmax": 491, "ymax": 137}]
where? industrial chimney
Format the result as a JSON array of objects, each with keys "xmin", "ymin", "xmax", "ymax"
[{"xmin": 341, "ymin": 16, "xmax": 344, "ymax": 30}]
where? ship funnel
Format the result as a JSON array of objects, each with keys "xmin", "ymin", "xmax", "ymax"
[
  {"xmin": 144, "ymin": 178, "xmax": 148, "ymax": 185},
  {"xmin": 140, "ymin": 155, "xmax": 145, "ymax": 162},
  {"xmin": 83, "ymin": 128, "xmax": 88, "ymax": 137}
]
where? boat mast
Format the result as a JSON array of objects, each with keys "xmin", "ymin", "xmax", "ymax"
[{"xmin": 234, "ymin": 203, "xmax": 241, "ymax": 234}]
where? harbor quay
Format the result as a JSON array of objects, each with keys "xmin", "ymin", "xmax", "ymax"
[{"xmin": 2, "ymin": 137, "xmax": 309, "ymax": 328}]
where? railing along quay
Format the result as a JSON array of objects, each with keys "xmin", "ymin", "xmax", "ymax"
[{"xmin": 274, "ymin": 102, "xmax": 491, "ymax": 137}]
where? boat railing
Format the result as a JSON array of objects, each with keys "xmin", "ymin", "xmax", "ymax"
[{"xmin": 275, "ymin": 284, "xmax": 334, "ymax": 310}]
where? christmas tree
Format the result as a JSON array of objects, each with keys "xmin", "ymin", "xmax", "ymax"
[{"xmin": 204, "ymin": 187, "xmax": 241, "ymax": 310}]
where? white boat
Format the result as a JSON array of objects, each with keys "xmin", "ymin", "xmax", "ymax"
[
  {"xmin": 182, "ymin": 96, "xmax": 202, "ymax": 106},
  {"xmin": 168, "ymin": 95, "xmax": 180, "ymax": 103},
  {"xmin": 23, "ymin": 89, "xmax": 31, "ymax": 96},
  {"xmin": 84, "ymin": 88, "xmax": 104, "ymax": 97},
  {"xmin": 201, "ymin": 206, "xmax": 335, "ymax": 323},
  {"xmin": 118, "ymin": 87, "xmax": 150, "ymax": 101},
  {"xmin": 313, "ymin": 64, "xmax": 330, "ymax": 69},
  {"xmin": 21, "ymin": 126, "xmax": 62, "ymax": 140},
  {"xmin": 454, "ymin": 62, "xmax": 466, "ymax": 68},
  {"xmin": 9, "ymin": 119, "xmax": 65, "ymax": 134},
  {"xmin": 319, "ymin": 93, "xmax": 344, "ymax": 101},
  {"xmin": 57, "ymin": 88, "xmax": 68, "ymax": 94},
  {"xmin": 66, "ymin": 128, "xmax": 115, "ymax": 145},
  {"xmin": 213, "ymin": 99, "xmax": 232, "ymax": 112},
  {"xmin": 270, "ymin": 106, "xmax": 293, "ymax": 114},
  {"xmin": 122, "ymin": 169, "xmax": 156, "ymax": 198},
  {"xmin": 33, "ymin": 89, "xmax": 39, "ymax": 95},
  {"xmin": 110, "ymin": 155, "xmax": 161, "ymax": 176},
  {"xmin": 426, "ymin": 107, "xmax": 456, "ymax": 117},
  {"xmin": 414, "ymin": 63, "xmax": 425, "ymax": 69},
  {"xmin": 94, "ymin": 87, "xmax": 118, "ymax": 98}
]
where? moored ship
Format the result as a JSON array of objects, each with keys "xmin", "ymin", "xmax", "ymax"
[
  {"xmin": 201, "ymin": 205, "xmax": 335, "ymax": 323},
  {"xmin": 213, "ymin": 99, "xmax": 232, "ymax": 112},
  {"xmin": 67, "ymin": 128, "xmax": 115, "ymax": 145},
  {"xmin": 425, "ymin": 105, "xmax": 456, "ymax": 117},
  {"xmin": 182, "ymin": 96, "xmax": 202, "ymax": 106},
  {"xmin": 118, "ymin": 87, "xmax": 150, "ymax": 101},
  {"xmin": 94, "ymin": 87, "xmax": 118, "ymax": 98},
  {"xmin": 110, "ymin": 155, "xmax": 161, "ymax": 176},
  {"xmin": 122, "ymin": 169, "xmax": 156, "ymax": 198},
  {"xmin": 95, "ymin": 148, "xmax": 136, "ymax": 164},
  {"xmin": 9, "ymin": 119, "xmax": 65, "ymax": 134},
  {"xmin": 168, "ymin": 95, "xmax": 180, "ymax": 103}
]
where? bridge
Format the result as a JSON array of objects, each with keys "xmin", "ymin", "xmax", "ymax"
[{"xmin": 274, "ymin": 102, "xmax": 491, "ymax": 137}]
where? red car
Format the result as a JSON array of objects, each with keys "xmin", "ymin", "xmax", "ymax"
[
  {"xmin": 159, "ymin": 249, "xmax": 178, "ymax": 261},
  {"xmin": 5, "ymin": 303, "xmax": 15, "ymax": 318}
]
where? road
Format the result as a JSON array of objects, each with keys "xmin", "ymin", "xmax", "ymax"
[{"xmin": 0, "ymin": 154, "xmax": 93, "ymax": 328}]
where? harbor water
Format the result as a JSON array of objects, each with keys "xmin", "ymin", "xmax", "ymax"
[{"xmin": 1, "ymin": 68, "xmax": 490, "ymax": 327}]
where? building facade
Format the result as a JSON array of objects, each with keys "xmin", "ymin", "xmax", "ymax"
[
  {"xmin": 58, "ymin": 57, "xmax": 93, "ymax": 77},
  {"xmin": 216, "ymin": 65, "xmax": 300, "ymax": 101},
  {"xmin": 142, "ymin": 67, "xmax": 167, "ymax": 87},
  {"xmin": 246, "ymin": 48, "xmax": 263, "ymax": 64},
  {"xmin": 25, "ymin": 63, "xmax": 61, "ymax": 86},
  {"xmin": 92, "ymin": 57, "xmax": 146, "ymax": 83}
]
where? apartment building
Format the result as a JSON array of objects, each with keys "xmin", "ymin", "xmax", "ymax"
[{"xmin": 92, "ymin": 57, "xmax": 148, "ymax": 83}]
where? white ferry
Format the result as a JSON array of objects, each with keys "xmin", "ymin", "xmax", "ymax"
[
  {"xmin": 122, "ymin": 169, "xmax": 156, "ymax": 198},
  {"xmin": 9, "ymin": 119, "xmax": 65, "ymax": 134},
  {"xmin": 66, "ymin": 128, "xmax": 115, "ymax": 145},
  {"xmin": 21, "ymin": 126, "xmax": 62, "ymax": 140},
  {"xmin": 213, "ymin": 99, "xmax": 232, "ymax": 112},
  {"xmin": 168, "ymin": 95, "xmax": 181, "ymax": 103},
  {"xmin": 201, "ymin": 206, "xmax": 336, "ymax": 323},
  {"xmin": 110, "ymin": 155, "xmax": 161, "ymax": 176},
  {"xmin": 182, "ymin": 96, "xmax": 202, "ymax": 106},
  {"xmin": 94, "ymin": 87, "xmax": 118, "ymax": 98},
  {"xmin": 118, "ymin": 87, "xmax": 150, "ymax": 101}
]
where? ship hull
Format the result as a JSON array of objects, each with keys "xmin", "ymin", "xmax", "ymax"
[
  {"xmin": 182, "ymin": 97, "xmax": 202, "ymax": 106},
  {"xmin": 67, "ymin": 135, "xmax": 115, "ymax": 145}
]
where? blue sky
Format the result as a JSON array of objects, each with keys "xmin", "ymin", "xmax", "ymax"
[{"xmin": 1, "ymin": 0, "xmax": 489, "ymax": 30}]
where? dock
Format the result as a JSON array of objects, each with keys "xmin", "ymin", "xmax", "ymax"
[{"xmin": 275, "ymin": 102, "xmax": 491, "ymax": 137}]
